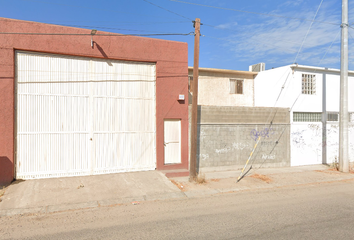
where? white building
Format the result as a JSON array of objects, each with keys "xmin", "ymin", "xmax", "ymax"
[{"xmin": 254, "ymin": 64, "xmax": 354, "ymax": 166}]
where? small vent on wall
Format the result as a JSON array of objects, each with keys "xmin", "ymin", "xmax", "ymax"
[{"xmin": 249, "ymin": 63, "xmax": 265, "ymax": 72}]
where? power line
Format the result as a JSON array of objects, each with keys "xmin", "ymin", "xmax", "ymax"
[
  {"xmin": 249, "ymin": 28, "xmax": 342, "ymax": 175},
  {"xmin": 348, "ymin": 27, "xmax": 354, "ymax": 39},
  {"xmin": 45, "ymin": 21, "xmax": 190, "ymax": 25},
  {"xmin": 203, "ymin": 32, "xmax": 302, "ymax": 54},
  {"xmin": 289, "ymin": 28, "xmax": 341, "ymax": 110},
  {"xmin": 51, "ymin": 24, "xmax": 184, "ymax": 34},
  {"xmin": 17, "ymin": 0, "xmax": 181, "ymax": 20},
  {"xmin": 317, "ymin": 29, "xmax": 341, "ymax": 67},
  {"xmin": 240, "ymin": 1, "xmax": 339, "ymax": 178},
  {"xmin": 293, "ymin": 0, "xmax": 324, "ymax": 64},
  {"xmin": 142, "ymin": 0, "xmax": 193, "ymax": 21},
  {"xmin": 170, "ymin": 0, "xmax": 339, "ymax": 26},
  {"xmin": 0, "ymin": 32, "xmax": 194, "ymax": 36}
]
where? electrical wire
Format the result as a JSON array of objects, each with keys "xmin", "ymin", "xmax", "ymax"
[
  {"xmin": 0, "ymin": 32, "xmax": 194, "ymax": 36},
  {"xmin": 248, "ymin": 27, "xmax": 342, "ymax": 177},
  {"xmin": 17, "ymin": 0, "xmax": 182, "ymax": 20},
  {"xmin": 293, "ymin": 0, "xmax": 324, "ymax": 64},
  {"xmin": 50, "ymin": 24, "xmax": 185, "ymax": 34},
  {"xmin": 287, "ymin": 28, "xmax": 341, "ymax": 114},
  {"xmin": 348, "ymin": 28, "xmax": 354, "ymax": 40},
  {"xmin": 170, "ymin": 0, "xmax": 339, "ymax": 26},
  {"xmin": 317, "ymin": 30, "xmax": 341, "ymax": 67},
  {"xmin": 202, "ymin": 31, "xmax": 302, "ymax": 57},
  {"xmin": 46, "ymin": 21, "xmax": 190, "ymax": 25},
  {"xmin": 240, "ymin": 0, "xmax": 340, "ymax": 178},
  {"xmin": 244, "ymin": 70, "xmax": 292, "ymax": 174},
  {"xmin": 142, "ymin": 0, "xmax": 193, "ymax": 21}
]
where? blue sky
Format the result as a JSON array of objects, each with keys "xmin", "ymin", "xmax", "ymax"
[{"xmin": 2, "ymin": 0, "xmax": 354, "ymax": 71}]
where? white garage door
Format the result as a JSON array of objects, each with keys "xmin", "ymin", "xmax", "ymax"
[{"xmin": 15, "ymin": 51, "xmax": 156, "ymax": 179}]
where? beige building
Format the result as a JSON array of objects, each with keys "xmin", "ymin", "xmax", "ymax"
[{"xmin": 188, "ymin": 67, "xmax": 258, "ymax": 106}]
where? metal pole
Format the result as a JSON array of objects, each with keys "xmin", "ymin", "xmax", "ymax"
[
  {"xmin": 339, "ymin": 0, "xmax": 349, "ymax": 172},
  {"xmin": 322, "ymin": 71, "xmax": 327, "ymax": 165},
  {"xmin": 190, "ymin": 18, "xmax": 200, "ymax": 181}
]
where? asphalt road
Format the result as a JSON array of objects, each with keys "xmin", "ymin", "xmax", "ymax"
[{"xmin": 1, "ymin": 180, "xmax": 354, "ymax": 239}]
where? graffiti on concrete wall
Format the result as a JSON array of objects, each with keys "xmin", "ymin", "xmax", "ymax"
[
  {"xmin": 291, "ymin": 129, "xmax": 306, "ymax": 149},
  {"xmin": 250, "ymin": 127, "xmax": 275, "ymax": 141},
  {"xmin": 327, "ymin": 124, "xmax": 339, "ymax": 148},
  {"xmin": 327, "ymin": 124, "xmax": 354, "ymax": 162},
  {"xmin": 292, "ymin": 124, "xmax": 323, "ymax": 149},
  {"xmin": 350, "ymin": 126, "xmax": 354, "ymax": 161},
  {"xmin": 291, "ymin": 123, "xmax": 322, "ymax": 165},
  {"xmin": 308, "ymin": 124, "xmax": 321, "ymax": 137},
  {"xmin": 199, "ymin": 128, "xmax": 207, "ymax": 141},
  {"xmin": 199, "ymin": 154, "xmax": 209, "ymax": 162},
  {"xmin": 215, "ymin": 142, "xmax": 252, "ymax": 154},
  {"xmin": 196, "ymin": 124, "xmax": 290, "ymax": 168},
  {"xmin": 232, "ymin": 142, "xmax": 250, "ymax": 150},
  {"xmin": 215, "ymin": 147, "xmax": 231, "ymax": 154},
  {"xmin": 262, "ymin": 154, "xmax": 276, "ymax": 160}
]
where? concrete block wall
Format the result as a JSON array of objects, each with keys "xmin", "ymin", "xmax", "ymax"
[
  {"xmin": 198, "ymin": 106, "xmax": 290, "ymax": 124},
  {"xmin": 189, "ymin": 106, "xmax": 291, "ymax": 169}
]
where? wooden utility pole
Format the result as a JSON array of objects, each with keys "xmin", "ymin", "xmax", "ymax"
[{"xmin": 190, "ymin": 18, "xmax": 200, "ymax": 181}]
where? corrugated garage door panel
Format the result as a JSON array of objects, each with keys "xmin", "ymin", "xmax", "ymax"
[
  {"xmin": 16, "ymin": 51, "xmax": 156, "ymax": 179},
  {"xmin": 91, "ymin": 59, "xmax": 156, "ymax": 174}
]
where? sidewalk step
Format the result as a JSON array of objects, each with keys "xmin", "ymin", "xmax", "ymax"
[{"xmin": 160, "ymin": 170, "xmax": 189, "ymax": 178}]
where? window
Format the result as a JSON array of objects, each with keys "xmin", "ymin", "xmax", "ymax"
[
  {"xmin": 188, "ymin": 76, "xmax": 193, "ymax": 93},
  {"xmin": 294, "ymin": 112, "xmax": 353, "ymax": 122},
  {"xmin": 293, "ymin": 112, "xmax": 321, "ymax": 122},
  {"xmin": 230, "ymin": 79, "xmax": 243, "ymax": 94},
  {"xmin": 327, "ymin": 112, "xmax": 352, "ymax": 122},
  {"xmin": 327, "ymin": 113, "xmax": 339, "ymax": 122},
  {"xmin": 302, "ymin": 74, "xmax": 316, "ymax": 95}
]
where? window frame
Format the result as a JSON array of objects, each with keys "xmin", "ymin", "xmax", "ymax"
[
  {"xmin": 327, "ymin": 112, "xmax": 339, "ymax": 122},
  {"xmin": 301, "ymin": 74, "xmax": 316, "ymax": 95},
  {"xmin": 230, "ymin": 78, "xmax": 244, "ymax": 95},
  {"xmin": 293, "ymin": 112, "xmax": 321, "ymax": 122},
  {"xmin": 188, "ymin": 76, "xmax": 193, "ymax": 93}
]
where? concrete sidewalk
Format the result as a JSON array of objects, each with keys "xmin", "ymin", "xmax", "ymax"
[
  {"xmin": 170, "ymin": 165, "xmax": 354, "ymax": 198},
  {"xmin": 0, "ymin": 171, "xmax": 184, "ymax": 216},
  {"xmin": 1, "ymin": 165, "xmax": 354, "ymax": 217}
]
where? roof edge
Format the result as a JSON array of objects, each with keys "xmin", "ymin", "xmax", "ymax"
[
  {"xmin": 188, "ymin": 66, "xmax": 258, "ymax": 76},
  {"xmin": 290, "ymin": 64, "xmax": 354, "ymax": 75}
]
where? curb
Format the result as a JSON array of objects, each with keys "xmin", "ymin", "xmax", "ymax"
[
  {"xmin": 0, "ymin": 192, "xmax": 187, "ymax": 217},
  {"xmin": 1, "ymin": 174, "xmax": 354, "ymax": 218}
]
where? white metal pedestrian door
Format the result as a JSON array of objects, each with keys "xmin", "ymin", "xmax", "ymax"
[
  {"xmin": 164, "ymin": 119, "xmax": 181, "ymax": 164},
  {"xmin": 16, "ymin": 51, "xmax": 156, "ymax": 179}
]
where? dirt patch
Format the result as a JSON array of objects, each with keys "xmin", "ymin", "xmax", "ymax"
[
  {"xmin": 316, "ymin": 169, "xmax": 354, "ymax": 175},
  {"xmin": 170, "ymin": 180, "xmax": 186, "ymax": 191},
  {"xmin": 195, "ymin": 173, "xmax": 206, "ymax": 184},
  {"xmin": 250, "ymin": 174, "xmax": 272, "ymax": 184},
  {"xmin": 315, "ymin": 169, "xmax": 341, "ymax": 175},
  {"xmin": 210, "ymin": 179, "xmax": 220, "ymax": 182},
  {"xmin": 0, "ymin": 187, "xmax": 6, "ymax": 202}
]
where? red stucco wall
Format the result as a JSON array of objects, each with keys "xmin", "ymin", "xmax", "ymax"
[{"xmin": 0, "ymin": 18, "xmax": 189, "ymax": 185}]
